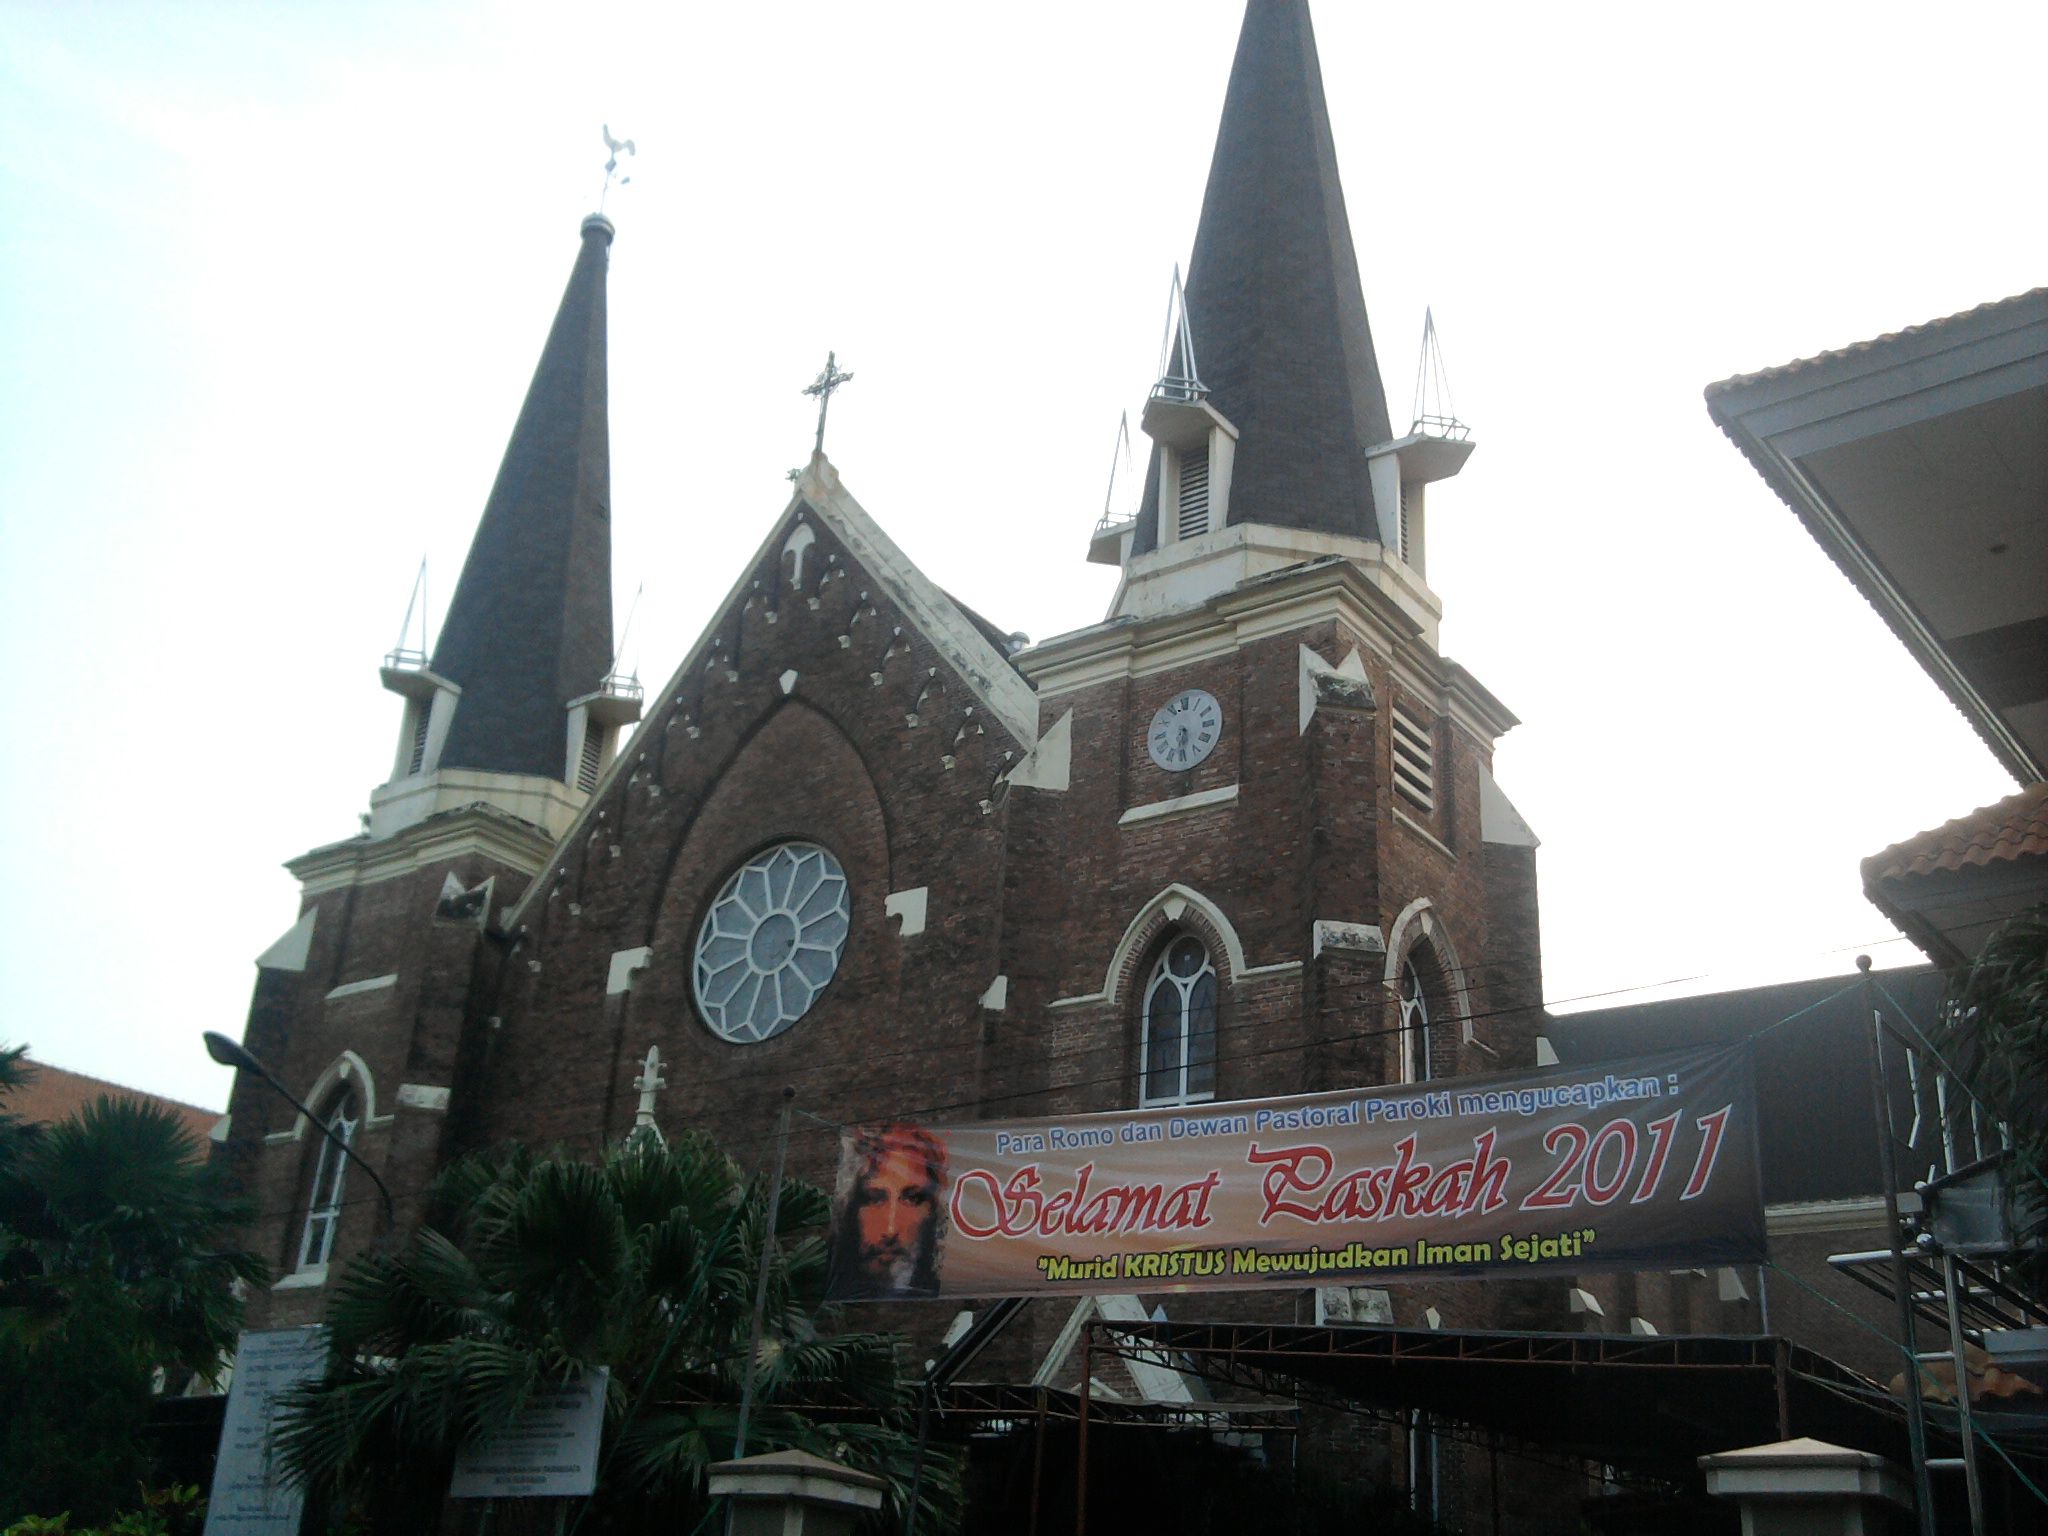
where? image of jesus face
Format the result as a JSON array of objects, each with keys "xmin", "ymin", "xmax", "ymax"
[{"xmin": 832, "ymin": 1125, "xmax": 947, "ymax": 1299}]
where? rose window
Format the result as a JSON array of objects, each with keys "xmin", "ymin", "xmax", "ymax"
[{"xmin": 692, "ymin": 842, "xmax": 851, "ymax": 1042}]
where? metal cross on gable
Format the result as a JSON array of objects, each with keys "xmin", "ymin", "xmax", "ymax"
[{"xmin": 803, "ymin": 350, "xmax": 854, "ymax": 455}]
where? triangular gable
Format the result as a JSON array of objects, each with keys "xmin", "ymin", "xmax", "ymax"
[
  {"xmin": 797, "ymin": 455, "xmax": 1037, "ymax": 745},
  {"xmin": 504, "ymin": 454, "xmax": 1038, "ymax": 931}
]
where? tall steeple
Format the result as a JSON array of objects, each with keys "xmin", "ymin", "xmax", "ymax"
[
  {"xmin": 1131, "ymin": 0, "xmax": 1391, "ymax": 559},
  {"xmin": 371, "ymin": 214, "xmax": 638, "ymax": 839},
  {"xmin": 433, "ymin": 213, "xmax": 618, "ymax": 776}
]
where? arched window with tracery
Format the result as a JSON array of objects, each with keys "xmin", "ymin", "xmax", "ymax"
[
  {"xmin": 1400, "ymin": 954, "xmax": 1435, "ymax": 1084},
  {"xmin": 297, "ymin": 1086, "xmax": 360, "ymax": 1272},
  {"xmin": 1141, "ymin": 935, "xmax": 1217, "ymax": 1107}
]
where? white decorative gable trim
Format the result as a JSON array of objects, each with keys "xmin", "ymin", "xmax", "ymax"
[
  {"xmin": 256, "ymin": 909, "xmax": 317, "ymax": 973},
  {"xmin": 798, "ymin": 457, "xmax": 1038, "ymax": 746},
  {"xmin": 884, "ymin": 888, "xmax": 929, "ymax": 937},
  {"xmin": 1479, "ymin": 765, "xmax": 1540, "ymax": 848},
  {"xmin": 1006, "ymin": 709, "xmax": 1073, "ymax": 792},
  {"xmin": 1299, "ymin": 644, "xmax": 1374, "ymax": 733},
  {"xmin": 607, "ymin": 947, "xmax": 653, "ymax": 996}
]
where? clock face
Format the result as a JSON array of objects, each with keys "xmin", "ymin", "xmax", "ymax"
[{"xmin": 1148, "ymin": 688, "xmax": 1224, "ymax": 772}]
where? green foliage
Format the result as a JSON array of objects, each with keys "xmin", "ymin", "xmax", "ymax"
[
  {"xmin": 1939, "ymin": 904, "xmax": 2048, "ymax": 1273},
  {"xmin": 0, "ymin": 1048, "xmax": 261, "ymax": 1525},
  {"xmin": 2, "ymin": 1483, "xmax": 205, "ymax": 1536},
  {"xmin": 280, "ymin": 1130, "xmax": 961, "ymax": 1532}
]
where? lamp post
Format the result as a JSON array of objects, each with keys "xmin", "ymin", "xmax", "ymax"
[{"xmin": 202, "ymin": 1031, "xmax": 396, "ymax": 1229}]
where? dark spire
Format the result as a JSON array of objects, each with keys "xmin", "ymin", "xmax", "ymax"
[
  {"xmin": 430, "ymin": 214, "xmax": 616, "ymax": 779},
  {"xmin": 1132, "ymin": 0, "xmax": 1393, "ymax": 555}
]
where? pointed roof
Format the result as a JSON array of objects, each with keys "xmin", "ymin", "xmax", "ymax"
[
  {"xmin": 430, "ymin": 214, "xmax": 617, "ymax": 779},
  {"xmin": 1133, "ymin": 0, "xmax": 1393, "ymax": 555}
]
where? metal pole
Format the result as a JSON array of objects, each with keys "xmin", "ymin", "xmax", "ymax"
[
  {"xmin": 1027, "ymin": 1388, "xmax": 1046, "ymax": 1536},
  {"xmin": 1941, "ymin": 1253, "xmax": 1987, "ymax": 1536},
  {"xmin": 731, "ymin": 1086, "xmax": 796, "ymax": 1463},
  {"xmin": 901, "ymin": 1382, "xmax": 932, "ymax": 1536},
  {"xmin": 1773, "ymin": 1337, "xmax": 1792, "ymax": 1442},
  {"xmin": 1859, "ymin": 957, "xmax": 1936, "ymax": 1536},
  {"xmin": 1075, "ymin": 1323, "xmax": 1094, "ymax": 1536},
  {"xmin": 203, "ymin": 1031, "xmax": 396, "ymax": 1229}
]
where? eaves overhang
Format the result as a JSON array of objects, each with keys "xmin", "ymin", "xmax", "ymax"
[{"xmin": 1706, "ymin": 288, "xmax": 2048, "ymax": 785}]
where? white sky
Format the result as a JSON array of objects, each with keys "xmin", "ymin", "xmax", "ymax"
[{"xmin": 1, "ymin": 2, "xmax": 2036, "ymax": 1111}]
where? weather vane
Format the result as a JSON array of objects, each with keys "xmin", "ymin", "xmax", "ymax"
[
  {"xmin": 600, "ymin": 124, "xmax": 635, "ymax": 213},
  {"xmin": 803, "ymin": 351, "xmax": 854, "ymax": 455}
]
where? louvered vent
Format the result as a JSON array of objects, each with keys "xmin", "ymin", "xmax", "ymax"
[
  {"xmin": 1398, "ymin": 483, "xmax": 1415, "ymax": 563},
  {"xmin": 1391, "ymin": 705, "xmax": 1434, "ymax": 812},
  {"xmin": 1176, "ymin": 446, "xmax": 1211, "ymax": 540},
  {"xmin": 406, "ymin": 709, "xmax": 431, "ymax": 775},
  {"xmin": 576, "ymin": 726, "xmax": 605, "ymax": 793}
]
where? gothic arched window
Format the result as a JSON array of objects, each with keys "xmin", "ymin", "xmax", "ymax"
[
  {"xmin": 297, "ymin": 1086, "xmax": 360, "ymax": 1272},
  {"xmin": 1400, "ymin": 954, "xmax": 1435, "ymax": 1084},
  {"xmin": 1141, "ymin": 936, "xmax": 1217, "ymax": 1107}
]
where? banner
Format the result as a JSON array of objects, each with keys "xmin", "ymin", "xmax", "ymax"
[{"xmin": 826, "ymin": 1044, "xmax": 1762, "ymax": 1300}]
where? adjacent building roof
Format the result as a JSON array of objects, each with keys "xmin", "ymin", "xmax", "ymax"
[
  {"xmin": 8, "ymin": 1056, "xmax": 219, "ymax": 1149},
  {"xmin": 1861, "ymin": 783, "xmax": 2048, "ymax": 967},
  {"xmin": 1130, "ymin": 0, "xmax": 1393, "ymax": 556},
  {"xmin": 1865, "ymin": 782, "xmax": 2048, "ymax": 884},
  {"xmin": 431, "ymin": 214, "xmax": 619, "ymax": 779},
  {"xmin": 1704, "ymin": 288, "xmax": 2048, "ymax": 786},
  {"xmin": 1549, "ymin": 969, "xmax": 1949, "ymax": 1206}
]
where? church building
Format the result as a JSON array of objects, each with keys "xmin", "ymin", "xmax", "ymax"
[{"xmin": 222, "ymin": 2, "xmax": 1576, "ymax": 1526}]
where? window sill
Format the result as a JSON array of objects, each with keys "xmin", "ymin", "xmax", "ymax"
[
  {"xmin": 272, "ymin": 1266, "xmax": 328, "ymax": 1292},
  {"xmin": 1139, "ymin": 1093, "xmax": 1217, "ymax": 1112},
  {"xmin": 1120, "ymin": 783, "xmax": 1239, "ymax": 826}
]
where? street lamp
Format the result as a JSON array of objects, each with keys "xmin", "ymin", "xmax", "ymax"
[{"xmin": 203, "ymin": 1031, "xmax": 396, "ymax": 1229}]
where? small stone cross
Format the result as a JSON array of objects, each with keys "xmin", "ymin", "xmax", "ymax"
[{"xmin": 632, "ymin": 1045, "xmax": 667, "ymax": 1141}]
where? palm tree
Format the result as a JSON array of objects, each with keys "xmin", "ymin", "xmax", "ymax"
[
  {"xmin": 279, "ymin": 1129, "xmax": 960, "ymax": 1533},
  {"xmin": 0, "ymin": 1046, "xmax": 262, "ymax": 1525}
]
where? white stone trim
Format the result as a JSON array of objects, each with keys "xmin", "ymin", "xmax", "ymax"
[
  {"xmin": 798, "ymin": 458, "xmax": 1038, "ymax": 743},
  {"xmin": 1479, "ymin": 765, "xmax": 1540, "ymax": 848},
  {"xmin": 396, "ymin": 1082, "xmax": 451, "ymax": 1112},
  {"xmin": 884, "ymin": 888, "xmax": 929, "ymax": 938},
  {"xmin": 256, "ymin": 910, "xmax": 317, "ymax": 973},
  {"xmin": 1312, "ymin": 921, "xmax": 1386, "ymax": 960},
  {"xmin": 778, "ymin": 668, "xmax": 799, "ymax": 695},
  {"xmin": 291, "ymin": 802, "xmax": 558, "ymax": 898},
  {"xmin": 979, "ymin": 975, "xmax": 1009, "ymax": 1011},
  {"xmin": 1299, "ymin": 644, "xmax": 1372, "ymax": 733},
  {"xmin": 1118, "ymin": 783, "xmax": 1239, "ymax": 825},
  {"xmin": 325, "ymin": 974, "xmax": 397, "ymax": 1001},
  {"xmin": 1005, "ymin": 709, "xmax": 1073, "ymax": 792},
  {"xmin": 1384, "ymin": 898, "xmax": 1477, "ymax": 1055},
  {"xmin": 284, "ymin": 1050, "xmax": 389, "ymax": 1138},
  {"xmin": 272, "ymin": 1266, "xmax": 328, "ymax": 1292},
  {"xmin": 1021, "ymin": 558, "xmax": 1518, "ymax": 749},
  {"xmin": 607, "ymin": 946, "xmax": 653, "ymax": 996}
]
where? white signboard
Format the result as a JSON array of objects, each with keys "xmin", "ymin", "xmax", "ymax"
[
  {"xmin": 203, "ymin": 1327, "xmax": 329, "ymax": 1536},
  {"xmin": 449, "ymin": 1368, "xmax": 610, "ymax": 1499}
]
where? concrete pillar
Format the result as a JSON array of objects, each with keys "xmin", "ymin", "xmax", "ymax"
[
  {"xmin": 1698, "ymin": 1438, "xmax": 1909, "ymax": 1536},
  {"xmin": 706, "ymin": 1449, "xmax": 888, "ymax": 1536}
]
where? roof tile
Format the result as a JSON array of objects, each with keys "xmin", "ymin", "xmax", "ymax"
[
  {"xmin": 1862, "ymin": 782, "xmax": 2048, "ymax": 886},
  {"xmin": 1705, "ymin": 287, "xmax": 2048, "ymax": 398}
]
